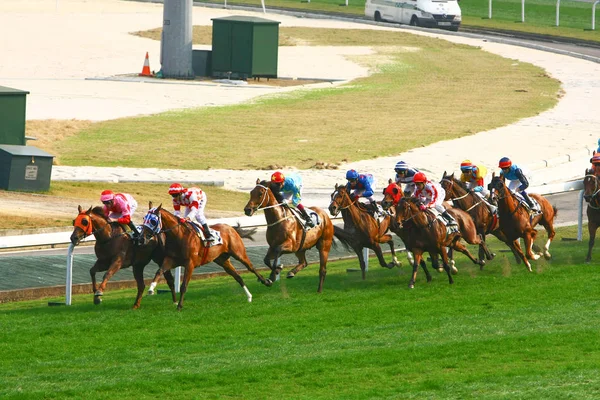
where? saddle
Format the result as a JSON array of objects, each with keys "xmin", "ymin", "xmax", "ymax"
[
  {"xmin": 289, "ymin": 207, "xmax": 320, "ymax": 231},
  {"xmin": 514, "ymin": 193, "xmax": 541, "ymax": 215},
  {"xmin": 187, "ymin": 221, "xmax": 223, "ymax": 246},
  {"xmin": 428, "ymin": 209, "xmax": 459, "ymax": 235}
]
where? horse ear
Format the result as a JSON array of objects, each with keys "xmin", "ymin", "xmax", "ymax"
[
  {"xmin": 78, "ymin": 205, "xmax": 82, "ymax": 213},
  {"xmin": 388, "ymin": 178, "xmax": 392, "ymax": 184},
  {"xmin": 492, "ymin": 171, "xmax": 496, "ymax": 179},
  {"xmin": 335, "ymin": 183, "xmax": 339, "ymax": 190},
  {"xmin": 148, "ymin": 201, "xmax": 153, "ymax": 210},
  {"xmin": 87, "ymin": 206, "xmax": 92, "ymax": 213},
  {"xmin": 156, "ymin": 204, "xmax": 162, "ymax": 212},
  {"xmin": 443, "ymin": 170, "xmax": 447, "ymax": 178},
  {"xmin": 256, "ymin": 178, "xmax": 260, "ymax": 184}
]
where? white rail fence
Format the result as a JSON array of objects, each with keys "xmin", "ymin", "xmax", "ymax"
[{"xmin": 0, "ymin": 180, "xmax": 587, "ymax": 305}]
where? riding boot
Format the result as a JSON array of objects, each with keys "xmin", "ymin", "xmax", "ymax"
[
  {"xmin": 300, "ymin": 208, "xmax": 315, "ymax": 228},
  {"xmin": 202, "ymin": 223, "xmax": 215, "ymax": 242},
  {"xmin": 370, "ymin": 201, "xmax": 384, "ymax": 217},
  {"xmin": 127, "ymin": 221, "xmax": 139, "ymax": 241},
  {"xmin": 521, "ymin": 192, "xmax": 538, "ymax": 213},
  {"xmin": 442, "ymin": 211, "xmax": 458, "ymax": 226}
]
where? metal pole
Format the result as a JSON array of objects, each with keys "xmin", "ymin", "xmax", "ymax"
[
  {"xmin": 556, "ymin": 0, "xmax": 560, "ymax": 26},
  {"xmin": 522, "ymin": 0, "xmax": 525, "ymax": 22},
  {"xmin": 578, "ymin": 190, "xmax": 584, "ymax": 241},
  {"xmin": 593, "ymin": 1, "xmax": 600, "ymax": 30},
  {"xmin": 261, "ymin": 0, "xmax": 266, "ymax": 13},
  {"xmin": 66, "ymin": 243, "xmax": 74, "ymax": 305},
  {"xmin": 363, "ymin": 248, "xmax": 369, "ymax": 272},
  {"xmin": 175, "ymin": 266, "xmax": 181, "ymax": 293},
  {"xmin": 489, "ymin": 0, "xmax": 492, "ymax": 19}
]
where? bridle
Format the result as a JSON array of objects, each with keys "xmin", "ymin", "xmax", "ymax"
[
  {"xmin": 74, "ymin": 212, "xmax": 123, "ymax": 244},
  {"xmin": 251, "ymin": 184, "xmax": 293, "ymax": 227},
  {"xmin": 329, "ymin": 188, "xmax": 356, "ymax": 216},
  {"xmin": 584, "ymin": 174, "xmax": 600, "ymax": 209},
  {"xmin": 441, "ymin": 178, "xmax": 483, "ymax": 212},
  {"xmin": 142, "ymin": 209, "xmax": 185, "ymax": 241}
]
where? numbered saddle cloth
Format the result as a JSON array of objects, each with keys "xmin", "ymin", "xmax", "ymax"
[
  {"xmin": 290, "ymin": 208, "xmax": 320, "ymax": 230},
  {"xmin": 189, "ymin": 221, "xmax": 223, "ymax": 246}
]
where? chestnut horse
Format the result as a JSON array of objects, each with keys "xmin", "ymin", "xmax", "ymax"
[
  {"xmin": 583, "ymin": 169, "xmax": 600, "ymax": 262},
  {"xmin": 140, "ymin": 205, "xmax": 272, "ymax": 310},
  {"xmin": 394, "ymin": 197, "xmax": 483, "ymax": 288},
  {"xmin": 328, "ymin": 183, "xmax": 400, "ymax": 280},
  {"xmin": 382, "ymin": 180, "xmax": 484, "ymax": 270},
  {"xmin": 70, "ymin": 205, "xmax": 170, "ymax": 308},
  {"xmin": 440, "ymin": 172, "xmax": 517, "ymax": 266},
  {"xmin": 243, "ymin": 179, "xmax": 335, "ymax": 292},
  {"xmin": 489, "ymin": 174, "xmax": 557, "ymax": 271}
]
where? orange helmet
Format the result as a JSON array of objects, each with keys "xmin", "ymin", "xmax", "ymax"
[
  {"xmin": 100, "ymin": 190, "xmax": 114, "ymax": 202},
  {"xmin": 413, "ymin": 172, "xmax": 427, "ymax": 183},
  {"xmin": 271, "ymin": 171, "xmax": 285, "ymax": 184},
  {"xmin": 168, "ymin": 183, "xmax": 185, "ymax": 195}
]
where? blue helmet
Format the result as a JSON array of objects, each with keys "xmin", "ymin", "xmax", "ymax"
[
  {"xmin": 346, "ymin": 169, "xmax": 359, "ymax": 180},
  {"xmin": 394, "ymin": 161, "xmax": 409, "ymax": 173}
]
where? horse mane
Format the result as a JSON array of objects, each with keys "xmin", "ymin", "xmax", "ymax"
[{"xmin": 91, "ymin": 206, "xmax": 112, "ymax": 224}]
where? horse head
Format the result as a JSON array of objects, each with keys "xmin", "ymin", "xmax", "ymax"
[
  {"xmin": 583, "ymin": 169, "xmax": 600, "ymax": 203},
  {"xmin": 140, "ymin": 203, "xmax": 163, "ymax": 246},
  {"xmin": 70, "ymin": 205, "xmax": 109, "ymax": 245},
  {"xmin": 381, "ymin": 179, "xmax": 402, "ymax": 211},
  {"xmin": 244, "ymin": 179, "xmax": 277, "ymax": 217},
  {"xmin": 395, "ymin": 197, "xmax": 426, "ymax": 228},
  {"xmin": 328, "ymin": 183, "xmax": 353, "ymax": 216}
]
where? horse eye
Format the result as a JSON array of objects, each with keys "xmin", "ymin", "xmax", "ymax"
[{"xmin": 81, "ymin": 219, "xmax": 88, "ymax": 226}]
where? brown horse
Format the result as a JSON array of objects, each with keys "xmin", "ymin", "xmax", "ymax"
[
  {"xmin": 382, "ymin": 180, "xmax": 483, "ymax": 271},
  {"xmin": 243, "ymin": 179, "xmax": 335, "ymax": 292},
  {"xmin": 489, "ymin": 174, "xmax": 557, "ymax": 271},
  {"xmin": 328, "ymin": 183, "xmax": 401, "ymax": 280},
  {"xmin": 440, "ymin": 172, "xmax": 516, "ymax": 266},
  {"xmin": 139, "ymin": 205, "xmax": 271, "ymax": 310},
  {"xmin": 70, "ymin": 205, "xmax": 170, "ymax": 308},
  {"xmin": 394, "ymin": 197, "xmax": 483, "ymax": 288},
  {"xmin": 583, "ymin": 169, "xmax": 600, "ymax": 262}
]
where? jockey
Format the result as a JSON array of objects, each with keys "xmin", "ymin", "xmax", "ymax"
[
  {"xmin": 459, "ymin": 160, "xmax": 489, "ymax": 196},
  {"xmin": 168, "ymin": 183, "xmax": 214, "ymax": 242},
  {"xmin": 394, "ymin": 160, "xmax": 420, "ymax": 197},
  {"xmin": 345, "ymin": 169, "xmax": 384, "ymax": 216},
  {"xmin": 100, "ymin": 190, "xmax": 139, "ymax": 238},
  {"xmin": 590, "ymin": 154, "xmax": 600, "ymax": 176},
  {"xmin": 270, "ymin": 171, "xmax": 314, "ymax": 228},
  {"xmin": 498, "ymin": 157, "xmax": 538, "ymax": 212},
  {"xmin": 413, "ymin": 172, "xmax": 457, "ymax": 226}
]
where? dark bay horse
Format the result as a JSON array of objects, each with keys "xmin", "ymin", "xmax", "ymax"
[
  {"xmin": 394, "ymin": 197, "xmax": 483, "ymax": 288},
  {"xmin": 328, "ymin": 183, "xmax": 401, "ymax": 280},
  {"xmin": 140, "ymin": 205, "xmax": 272, "ymax": 310},
  {"xmin": 489, "ymin": 174, "xmax": 557, "ymax": 271},
  {"xmin": 583, "ymin": 169, "xmax": 600, "ymax": 262},
  {"xmin": 440, "ymin": 172, "xmax": 512, "ymax": 266},
  {"xmin": 243, "ymin": 179, "xmax": 335, "ymax": 292},
  {"xmin": 70, "ymin": 205, "xmax": 169, "ymax": 308}
]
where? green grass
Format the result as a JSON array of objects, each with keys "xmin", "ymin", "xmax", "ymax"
[
  {"xmin": 51, "ymin": 29, "xmax": 559, "ymax": 169},
  {"xmin": 2, "ymin": 225, "xmax": 600, "ymax": 399},
  {"xmin": 193, "ymin": 0, "xmax": 600, "ymax": 42}
]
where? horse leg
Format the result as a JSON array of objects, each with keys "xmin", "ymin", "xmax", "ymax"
[
  {"xmin": 586, "ymin": 221, "xmax": 598, "ymax": 263},
  {"xmin": 381, "ymin": 234, "xmax": 400, "ymax": 268},
  {"xmin": 373, "ymin": 242, "xmax": 394, "ymax": 270},
  {"xmin": 263, "ymin": 247, "xmax": 282, "ymax": 282},
  {"xmin": 539, "ymin": 220, "xmax": 556, "ymax": 260},
  {"xmin": 215, "ymin": 255, "xmax": 253, "ymax": 303},
  {"xmin": 439, "ymin": 247, "xmax": 454, "ymax": 285},
  {"xmin": 230, "ymin": 245, "xmax": 272, "ymax": 287},
  {"xmin": 162, "ymin": 269, "xmax": 177, "ymax": 304},
  {"xmin": 89, "ymin": 261, "xmax": 102, "ymax": 294},
  {"xmin": 132, "ymin": 263, "xmax": 146, "ymax": 309},
  {"xmin": 446, "ymin": 247, "xmax": 454, "ymax": 273},
  {"xmin": 409, "ymin": 250, "xmax": 424, "ymax": 289},
  {"xmin": 509, "ymin": 239, "xmax": 532, "ymax": 272},
  {"xmin": 481, "ymin": 234, "xmax": 495, "ymax": 261},
  {"xmin": 288, "ymin": 250, "xmax": 308, "ymax": 279},
  {"xmin": 420, "ymin": 255, "xmax": 432, "ymax": 283},
  {"xmin": 147, "ymin": 268, "xmax": 164, "ymax": 296},
  {"xmin": 94, "ymin": 257, "xmax": 124, "ymax": 305},
  {"xmin": 316, "ymin": 237, "xmax": 333, "ymax": 293},
  {"xmin": 524, "ymin": 229, "xmax": 540, "ymax": 261},
  {"xmin": 177, "ymin": 260, "xmax": 196, "ymax": 311},
  {"xmin": 451, "ymin": 239, "xmax": 483, "ymax": 269}
]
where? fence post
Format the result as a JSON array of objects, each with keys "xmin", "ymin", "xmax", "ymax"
[
  {"xmin": 522, "ymin": 0, "xmax": 525, "ymax": 22},
  {"xmin": 363, "ymin": 248, "xmax": 370, "ymax": 271},
  {"xmin": 174, "ymin": 266, "xmax": 181, "ymax": 293},
  {"xmin": 578, "ymin": 190, "xmax": 585, "ymax": 241},
  {"xmin": 556, "ymin": 0, "xmax": 560, "ymax": 26},
  {"xmin": 489, "ymin": 0, "xmax": 493, "ymax": 19},
  {"xmin": 593, "ymin": 0, "xmax": 600, "ymax": 30}
]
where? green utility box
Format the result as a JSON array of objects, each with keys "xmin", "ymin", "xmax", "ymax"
[
  {"xmin": 211, "ymin": 16, "xmax": 280, "ymax": 79},
  {"xmin": 192, "ymin": 50, "xmax": 212, "ymax": 77},
  {"xmin": 0, "ymin": 145, "xmax": 54, "ymax": 192},
  {"xmin": 0, "ymin": 86, "xmax": 29, "ymax": 146}
]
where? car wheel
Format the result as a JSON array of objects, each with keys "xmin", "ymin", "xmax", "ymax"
[
  {"xmin": 374, "ymin": 11, "xmax": 382, "ymax": 22},
  {"xmin": 410, "ymin": 16, "xmax": 419, "ymax": 27}
]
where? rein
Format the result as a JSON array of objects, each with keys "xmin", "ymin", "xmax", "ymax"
[
  {"xmin": 585, "ymin": 174, "xmax": 600, "ymax": 210},
  {"xmin": 253, "ymin": 184, "xmax": 293, "ymax": 226},
  {"xmin": 442, "ymin": 178, "xmax": 482, "ymax": 212}
]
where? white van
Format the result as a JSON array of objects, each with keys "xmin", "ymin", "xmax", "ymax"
[{"xmin": 365, "ymin": 0, "xmax": 461, "ymax": 32}]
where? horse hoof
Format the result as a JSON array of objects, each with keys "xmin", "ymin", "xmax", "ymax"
[
  {"xmin": 386, "ymin": 263, "xmax": 396, "ymax": 269},
  {"xmin": 543, "ymin": 252, "xmax": 551, "ymax": 260},
  {"xmin": 451, "ymin": 266, "xmax": 458, "ymax": 275},
  {"xmin": 264, "ymin": 279, "xmax": 273, "ymax": 287},
  {"xmin": 408, "ymin": 284, "xmax": 414, "ymax": 289},
  {"xmin": 488, "ymin": 252, "xmax": 496, "ymax": 260},
  {"xmin": 437, "ymin": 268, "xmax": 444, "ymax": 273},
  {"xmin": 93, "ymin": 296, "xmax": 102, "ymax": 305},
  {"xmin": 287, "ymin": 272, "xmax": 295, "ymax": 279},
  {"xmin": 147, "ymin": 290, "xmax": 155, "ymax": 296}
]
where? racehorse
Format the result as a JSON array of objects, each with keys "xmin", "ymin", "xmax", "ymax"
[
  {"xmin": 583, "ymin": 169, "xmax": 600, "ymax": 262},
  {"xmin": 328, "ymin": 183, "xmax": 401, "ymax": 280},
  {"xmin": 70, "ymin": 205, "xmax": 169, "ymax": 308},
  {"xmin": 489, "ymin": 174, "xmax": 557, "ymax": 271},
  {"xmin": 394, "ymin": 197, "xmax": 483, "ymax": 288},
  {"xmin": 243, "ymin": 179, "xmax": 335, "ymax": 292},
  {"xmin": 382, "ymin": 180, "xmax": 484, "ymax": 270},
  {"xmin": 440, "ymin": 172, "xmax": 515, "ymax": 266},
  {"xmin": 139, "ymin": 204, "xmax": 272, "ymax": 310}
]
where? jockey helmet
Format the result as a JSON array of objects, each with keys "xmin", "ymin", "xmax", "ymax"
[
  {"xmin": 100, "ymin": 190, "xmax": 114, "ymax": 202},
  {"xmin": 591, "ymin": 154, "xmax": 600, "ymax": 164},
  {"xmin": 394, "ymin": 161, "xmax": 409, "ymax": 173},
  {"xmin": 498, "ymin": 157, "xmax": 512, "ymax": 169},
  {"xmin": 460, "ymin": 160, "xmax": 474, "ymax": 172},
  {"xmin": 346, "ymin": 169, "xmax": 359, "ymax": 181},
  {"xmin": 168, "ymin": 183, "xmax": 185, "ymax": 195},
  {"xmin": 271, "ymin": 171, "xmax": 285, "ymax": 184},
  {"xmin": 413, "ymin": 172, "xmax": 427, "ymax": 183}
]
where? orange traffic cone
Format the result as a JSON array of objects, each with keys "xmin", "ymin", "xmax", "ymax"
[{"xmin": 139, "ymin": 52, "xmax": 152, "ymax": 77}]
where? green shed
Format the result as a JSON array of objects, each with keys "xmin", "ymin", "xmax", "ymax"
[
  {"xmin": 0, "ymin": 145, "xmax": 54, "ymax": 192},
  {"xmin": 0, "ymin": 86, "xmax": 29, "ymax": 146},
  {"xmin": 211, "ymin": 16, "xmax": 280, "ymax": 79}
]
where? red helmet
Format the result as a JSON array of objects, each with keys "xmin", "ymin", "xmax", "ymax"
[
  {"xmin": 271, "ymin": 171, "xmax": 285, "ymax": 184},
  {"xmin": 591, "ymin": 155, "xmax": 600, "ymax": 164},
  {"xmin": 498, "ymin": 157, "xmax": 512, "ymax": 169},
  {"xmin": 168, "ymin": 183, "xmax": 185, "ymax": 195},
  {"xmin": 413, "ymin": 172, "xmax": 427, "ymax": 183},
  {"xmin": 100, "ymin": 190, "xmax": 114, "ymax": 202}
]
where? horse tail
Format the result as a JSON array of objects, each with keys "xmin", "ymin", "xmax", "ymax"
[
  {"xmin": 333, "ymin": 225, "xmax": 354, "ymax": 252},
  {"xmin": 233, "ymin": 223, "xmax": 257, "ymax": 241},
  {"xmin": 553, "ymin": 205, "xmax": 558, "ymax": 219}
]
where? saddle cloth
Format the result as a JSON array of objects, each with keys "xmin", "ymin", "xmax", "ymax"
[
  {"xmin": 428, "ymin": 208, "xmax": 459, "ymax": 235},
  {"xmin": 290, "ymin": 207, "xmax": 320, "ymax": 231},
  {"xmin": 514, "ymin": 192, "xmax": 541, "ymax": 213},
  {"xmin": 189, "ymin": 221, "xmax": 223, "ymax": 246}
]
